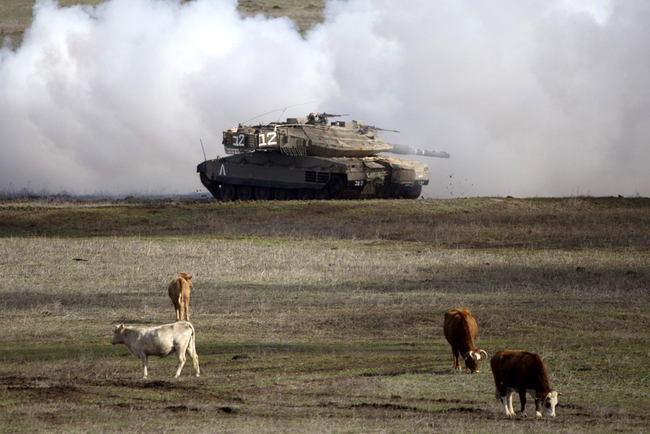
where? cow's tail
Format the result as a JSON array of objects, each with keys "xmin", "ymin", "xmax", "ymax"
[
  {"xmin": 187, "ymin": 322, "xmax": 196, "ymax": 353},
  {"xmin": 187, "ymin": 322, "xmax": 200, "ymax": 376}
]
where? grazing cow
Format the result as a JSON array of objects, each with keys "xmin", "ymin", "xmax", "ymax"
[
  {"xmin": 490, "ymin": 349, "xmax": 562, "ymax": 418},
  {"xmin": 111, "ymin": 321, "xmax": 200, "ymax": 379},
  {"xmin": 168, "ymin": 272, "xmax": 193, "ymax": 322},
  {"xmin": 443, "ymin": 308, "xmax": 488, "ymax": 372}
]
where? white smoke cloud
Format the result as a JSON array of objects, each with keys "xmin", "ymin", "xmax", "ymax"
[{"xmin": 0, "ymin": 0, "xmax": 648, "ymax": 198}]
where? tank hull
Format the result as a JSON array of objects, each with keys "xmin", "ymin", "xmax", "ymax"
[{"xmin": 197, "ymin": 153, "xmax": 429, "ymax": 201}]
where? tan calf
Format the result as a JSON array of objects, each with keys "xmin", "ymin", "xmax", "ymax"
[{"xmin": 168, "ymin": 272, "xmax": 193, "ymax": 322}]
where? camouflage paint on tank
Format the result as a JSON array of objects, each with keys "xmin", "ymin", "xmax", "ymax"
[{"xmin": 197, "ymin": 113, "xmax": 449, "ymax": 201}]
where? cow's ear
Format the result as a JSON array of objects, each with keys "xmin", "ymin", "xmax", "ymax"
[{"xmin": 557, "ymin": 391, "xmax": 563, "ymax": 396}]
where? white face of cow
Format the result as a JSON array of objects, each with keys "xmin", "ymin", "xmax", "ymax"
[
  {"xmin": 465, "ymin": 350, "xmax": 489, "ymax": 373},
  {"xmin": 539, "ymin": 391, "xmax": 560, "ymax": 417},
  {"xmin": 111, "ymin": 325, "xmax": 126, "ymax": 345}
]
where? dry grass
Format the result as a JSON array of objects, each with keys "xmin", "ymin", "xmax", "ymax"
[
  {"xmin": 1, "ymin": 197, "xmax": 649, "ymax": 433},
  {"xmin": 2, "ymin": 197, "xmax": 650, "ymax": 250},
  {"xmin": 237, "ymin": 0, "xmax": 324, "ymax": 33}
]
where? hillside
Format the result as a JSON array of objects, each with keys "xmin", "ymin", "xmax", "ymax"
[{"xmin": 0, "ymin": 0, "xmax": 324, "ymax": 47}]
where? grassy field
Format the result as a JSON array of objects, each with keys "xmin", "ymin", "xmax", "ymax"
[
  {"xmin": 0, "ymin": 0, "xmax": 324, "ymax": 47},
  {"xmin": 1, "ymin": 196, "xmax": 649, "ymax": 433}
]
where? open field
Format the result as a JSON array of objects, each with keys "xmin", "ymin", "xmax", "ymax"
[{"xmin": 1, "ymin": 197, "xmax": 649, "ymax": 433}]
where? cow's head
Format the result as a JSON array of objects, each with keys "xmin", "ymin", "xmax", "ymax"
[
  {"xmin": 111, "ymin": 324, "xmax": 127, "ymax": 345},
  {"xmin": 538, "ymin": 391, "xmax": 562, "ymax": 417},
  {"xmin": 464, "ymin": 349, "xmax": 488, "ymax": 373},
  {"xmin": 180, "ymin": 273, "xmax": 193, "ymax": 286}
]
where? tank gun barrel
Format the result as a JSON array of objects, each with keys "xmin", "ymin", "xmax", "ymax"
[
  {"xmin": 417, "ymin": 149, "xmax": 450, "ymax": 158},
  {"xmin": 321, "ymin": 113, "xmax": 349, "ymax": 118},
  {"xmin": 363, "ymin": 125, "xmax": 400, "ymax": 133},
  {"xmin": 390, "ymin": 144, "xmax": 450, "ymax": 158}
]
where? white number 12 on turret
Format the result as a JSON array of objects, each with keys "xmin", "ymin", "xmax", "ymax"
[{"xmin": 258, "ymin": 132, "xmax": 277, "ymax": 147}]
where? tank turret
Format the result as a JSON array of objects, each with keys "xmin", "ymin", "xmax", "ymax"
[
  {"xmin": 198, "ymin": 113, "xmax": 449, "ymax": 201},
  {"xmin": 222, "ymin": 113, "xmax": 450, "ymax": 159}
]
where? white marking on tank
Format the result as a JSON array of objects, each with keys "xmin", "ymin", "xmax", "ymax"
[{"xmin": 220, "ymin": 165, "xmax": 226, "ymax": 176}]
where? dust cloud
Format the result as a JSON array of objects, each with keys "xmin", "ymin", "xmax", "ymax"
[{"xmin": 1, "ymin": 0, "xmax": 648, "ymax": 198}]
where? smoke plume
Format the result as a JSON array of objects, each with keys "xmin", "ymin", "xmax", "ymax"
[{"xmin": 1, "ymin": 0, "xmax": 648, "ymax": 198}]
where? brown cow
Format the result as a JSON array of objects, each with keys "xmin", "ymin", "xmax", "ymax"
[
  {"xmin": 168, "ymin": 273, "xmax": 193, "ymax": 322},
  {"xmin": 443, "ymin": 308, "xmax": 487, "ymax": 372},
  {"xmin": 490, "ymin": 349, "xmax": 562, "ymax": 418}
]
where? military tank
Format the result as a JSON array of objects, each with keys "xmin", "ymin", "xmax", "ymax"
[{"xmin": 197, "ymin": 113, "xmax": 450, "ymax": 201}]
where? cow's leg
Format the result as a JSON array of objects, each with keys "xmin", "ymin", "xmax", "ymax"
[
  {"xmin": 504, "ymin": 389, "xmax": 515, "ymax": 417},
  {"xmin": 174, "ymin": 297, "xmax": 182, "ymax": 321},
  {"xmin": 175, "ymin": 356, "xmax": 186, "ymax": 378},
  {"xmin": 173, "ymin": 300, "xmax": 180, "ymax": 321},
  {"xmin": 531, "ymin": 390, "xmax": 542, "ymax": 417},
  {"xmin": 188, "ymin": 334, "xmax": 200, "ymax": 377},
  {"xmin": 140, "ymin": 355, "xmax": 149, "ymax": 379},
  {"xmin": 190, "ymin": 352, "xmax": 200, "ymax": 377},
  {"xmin": 535, "ymin": 399, "xmax": 542, "ymax": 418},
  {"xmin": 174, "ymin": 343, "xmax": 187, "ymax": 378},
  {"xmin": 178, "ymin": 295, "xmax": 183, "ymax": 321},
  {"xmin": 518, "ymin": 389, "xmax": 527, "ymax": 416},
  {"xmin": 183, "ymin": 290, "xmax": 190, "ymax": 322},
  {"xmin": 500, "ymin": 393, "xmax": 510, "ymax": 417},
  {"xmin": 508, "ymin": 390, "xmax": 516, "ymax": 417},
  {"xmin": 451, "ymin": 346, "xmax": 461, "ymax": 370}
]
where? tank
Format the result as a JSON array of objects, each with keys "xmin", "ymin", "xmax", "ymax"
[{"xmin": 197, "ymin": 113, "xmax": 450, "ymax": 201}]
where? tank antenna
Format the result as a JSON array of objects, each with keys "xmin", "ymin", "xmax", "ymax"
[
  {"xmin": 200, "ymin": 139, "xmax": 207, "ymax": 162},
  {"xmin": 276, "ymin": 107, "xmax": 287, "ymax": 123},
  {"xmin": 242, "ymin": 101, "xmax": 318, "ymax": 125}
]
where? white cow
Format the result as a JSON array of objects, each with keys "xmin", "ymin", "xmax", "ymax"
[{"xmin": 111, "ymin": 321, "xmax": 200, "ymax": 379}]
